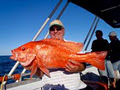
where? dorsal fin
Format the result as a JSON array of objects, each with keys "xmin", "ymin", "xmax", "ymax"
[{"xmin": 41, "ymin": 38, "xmax": 84, "ymax": 53}]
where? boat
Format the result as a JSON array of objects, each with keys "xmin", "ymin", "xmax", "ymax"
[{"xmin": 0, "ymin": 0, "xmax": 120, "ymax": 90}]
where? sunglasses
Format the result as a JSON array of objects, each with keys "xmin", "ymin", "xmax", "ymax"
[{"xmin": 50, "ymin": 26, "xmax": 63, "ymax": 31}]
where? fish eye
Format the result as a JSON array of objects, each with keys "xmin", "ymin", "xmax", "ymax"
[{"xmin": 21, "ymin": 47, "xmax": 25, "ymax": 51}]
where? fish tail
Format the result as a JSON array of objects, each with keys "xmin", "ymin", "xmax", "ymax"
[
  {"xmin": 85, "ymin": 51, "xmax": 107, "ymax": 70},
  {"xmin": 75, "ymin": 51, "xmax": 107, "ymax": 70}
]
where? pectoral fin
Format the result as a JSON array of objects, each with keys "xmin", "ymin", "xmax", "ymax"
[
  {"xmin": 36, "ymin": 53, "xmax": 50, "ymax": 77},
  {"xmin": 37, "ymin": 62, "xmax": 50, "ymax": 77},
  {"xmin": 30, "ymin": 62, "xmax": 37, "ymax": 79},
  {"xmin": 40, "ymin": 67, "xmax": 50, "ymax": 77}
]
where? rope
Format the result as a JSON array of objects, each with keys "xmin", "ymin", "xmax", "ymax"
[{"xmin": 0, "ymin": 74, "xmax": 7, "ymax": 90}]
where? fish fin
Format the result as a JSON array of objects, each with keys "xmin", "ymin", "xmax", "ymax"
[
  {"xmin": 43, "ymin": 39, "xmax": 84, "ymax": 52},
  {"xmin": 30, "ymin": 62, "xmax": 37, "ymax": 79},
  {"xmin": 86, "ymin": 51, "xmax": 107, "ymax": 70},
  {"xmin": 35, "ymin": 53, "xmax": 50, "ymax": 77},
  {"xmin": 40, "ymin": 67, "xmax": 50, "ymax": 77},
  {"xmin": 64, "ymin": 41, "xmax": 84, "ymax": 52},
  {"xmin": 37, "ymin": 63, "xmax": 50, "ymax": 77}
]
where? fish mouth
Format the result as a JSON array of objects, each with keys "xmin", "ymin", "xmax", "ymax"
[
  {"xmin": 10, "ymin": 50, "xmax": 18, "ymax": 60},
  {"xmin": 10, "ymin": 49, "xmax": 36, "ymax": 67}
]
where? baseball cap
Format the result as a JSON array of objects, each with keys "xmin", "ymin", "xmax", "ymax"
[
  {"xmin": 49, "ymin": 19, "xmax": 64, "ymax": 28},
  {"xmin": 109, "ymin": 31, "xmax": 117, "ymax": 36}
]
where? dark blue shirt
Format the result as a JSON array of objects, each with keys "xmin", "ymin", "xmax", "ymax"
[
  {"xmin": 109, "ymin": 39, "xmax": 120, "ymax": 63},
  {"xmin": 91, "ymin": 38, "xmax": 109, "ymax": 52}
]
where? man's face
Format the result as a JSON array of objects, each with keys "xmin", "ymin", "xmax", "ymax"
[
  {"xmin": 96, "ymin": 32, "xmax": 102, "ymax": 39},
  {"xmin": 49, "ymin": 26, "xmax": 64, "ymax": 40},
  {"xmin": 109, "ymin": 36, "xmax": 116, "ymax": 41}
]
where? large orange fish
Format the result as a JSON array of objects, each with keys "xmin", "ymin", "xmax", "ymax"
[{"xmin": 10, "ymin": 39, "xmax": 107, "ymax": 78}]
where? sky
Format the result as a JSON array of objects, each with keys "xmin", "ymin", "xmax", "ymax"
[{"xmin": 0, "ymin": 0, "xmax": 120, "ymax": 55}]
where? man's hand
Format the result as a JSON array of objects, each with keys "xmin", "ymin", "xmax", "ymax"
[{"xmin": 65, "ymin": 60, "xmax": 86, "ymax": 73}]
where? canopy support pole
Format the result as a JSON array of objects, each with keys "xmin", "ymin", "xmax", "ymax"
[
  {"xmin": 84, "ymin": 17, "xmax": 100, "ymax": 51},
  {"xmin": 83, "ymin": 16, "xmax": 97, "ymax": 45}
]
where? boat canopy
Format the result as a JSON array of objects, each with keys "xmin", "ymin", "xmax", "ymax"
[{"xmin": 69, "ymin": 0, "xmax": 120, "ymax": 28}]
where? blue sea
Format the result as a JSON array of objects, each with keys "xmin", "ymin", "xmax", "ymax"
[{"xmin": 0, "ymin": 55, "xmax": 30, "ymax": 84}]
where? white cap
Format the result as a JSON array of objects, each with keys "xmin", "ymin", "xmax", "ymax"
[
  {"xmin": 109, "ymin": 31, "xmax": 117, "ymax": 36},
  {"xmin": 49, "ymin": 19, "xmax": 64, "ymax": 28}
]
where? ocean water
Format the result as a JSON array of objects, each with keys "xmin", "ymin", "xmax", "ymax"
[{"xmin": 0, "ymin": 55, "xmax": 29, "ymax": 84}]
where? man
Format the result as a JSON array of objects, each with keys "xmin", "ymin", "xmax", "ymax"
[
  {"xmin": 35, "ymin": 19, "xmax": 90, "ymax": 90},
  {"xmin": 91, "ymin": 30, "xmax": 109, "ymax": 52},
  {"xmin": 91, "ymin": 30, "xmax": 116, "ymax": 88},
  {"xmin": 108, "ymin": 31, "xmax": 120, "ymax": 87}
]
